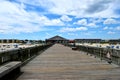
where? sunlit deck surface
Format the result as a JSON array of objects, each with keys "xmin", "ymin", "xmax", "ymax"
[{"xmin": 17, "ymin": 44, "xmax": 120, "ymax": 80}]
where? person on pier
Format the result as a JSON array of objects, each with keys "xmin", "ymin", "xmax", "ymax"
[{"xmin": 106, "ymin": 51, "xmax": 112, "ymax": 64}]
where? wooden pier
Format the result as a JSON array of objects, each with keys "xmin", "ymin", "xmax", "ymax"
[{"xmin": 17, "ymin": 44, "xmax": 120, "ymax": 80}]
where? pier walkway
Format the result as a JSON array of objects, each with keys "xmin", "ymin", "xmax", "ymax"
[{"xmin": 17, "ymin": 44, "xmax": 120, "ymax": 80}]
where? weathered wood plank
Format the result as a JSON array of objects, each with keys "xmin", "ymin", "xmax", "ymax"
[{"xmin": 17, "ymin": 44, "xmax": 120, "ymax": 80}]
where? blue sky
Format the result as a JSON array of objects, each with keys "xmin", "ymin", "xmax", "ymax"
[{"xmin": 0, "ymin": 0, "xmax": 120, "ymax": 40}]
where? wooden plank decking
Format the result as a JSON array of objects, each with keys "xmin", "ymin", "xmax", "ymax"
[{"xmin": 17, "ymin": 44, "xmax": 120, "ymax": 80}]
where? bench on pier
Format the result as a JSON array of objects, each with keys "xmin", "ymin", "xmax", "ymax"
[
  {"xmin": 0, "ymin": 61, "xmax": 21, "ymax": 80},
  {"xmin": 71, "ymin": 47, "xmax": 78, "ymax": 50}
]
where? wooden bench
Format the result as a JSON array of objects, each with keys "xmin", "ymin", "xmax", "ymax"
[
  {"xmin": 72, "ymin": 47, "xmax": 78, "ymax": 50},
  {"xmin": 0, "ymin": 61, "xmax": 21, "ymax": 80}
]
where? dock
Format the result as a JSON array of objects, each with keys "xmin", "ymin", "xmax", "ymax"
[{"xmin": 17, "ymin": 44, "xmax": 120, "ymax": 80}]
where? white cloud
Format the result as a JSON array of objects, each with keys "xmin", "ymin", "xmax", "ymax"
[
  {"xmin": 103, "ymin": 26, "xmax": 120, "ymax": 31},
  {"xmin": 104, "ymin": 18, "xmax": 119, "ymax": 24},
  {"xmin": 74, "ymin": 19, "xmax": 98, "ymax": 28},
  {"xmin": 107, "ymin": 31, "xmax": 115, "ymax": 34},
  {"xmin": 77, "ymin": 27, "xmax": 88, "ymax": 31},
  {"xmin": 50, "ymin": 19, "xmax": 64, "ymax": 26},
  {"xmin": 43, "ymin": 18, "xmax": 64, "ymax": 26},
  {"xmin": 0, "ymin": 0, "xmax": 65, "ymax": 34},
  {"xmin": 74, "ymin": 19, "xmax": 87, "ymax": 25},
  {"xmin": 0, "ymin": 0, "xmax": 119, "ymax": 39},
  {"xmin": 68, "ymin": 33, "xmax": 78, "ymax": 36},
  {"xmin": 103, "ymin": 26, "xmax": 108, "ymax": 30},
  {"xmin": 87, "ymin": 23, "xmax": 98, "ymax": 28},
  {"xmin": 89, "ymin": 18, "xmax": 104, "ymax": 24},
  {"xmin": 0, "ymin": 1, "xmax": 26, "ymax": 16},
  {"xmin": 48, "ymin": 0, "xmax": 85, "ymax": 16},
  {"xmin": 48, "ymin": 0, "xmax": 118, "ymax": 17},
  {"xmin": 35, "ymin": 15, "xmax": 64, "ymax": 26},
  {"xmin": 14, "ymin": 0, "xmax": 120, "ymax": 18},
  {"xmin": 60, "ymin": 15, "xmax": 72, "ymax": 22},
  {"xmin": 115, "ymin": 26, "xmax": 120, "ymax": 30},
  {"xmin": 103, "ymin": 26, "xmax": 116, "ymax": 31},
  {"xmin": 59, "ymin": 27, "xmax": 88, "ymax": 32}
]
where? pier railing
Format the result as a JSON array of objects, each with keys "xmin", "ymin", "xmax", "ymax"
[
  {"xmin": 75, "ymin": 45, "xmax": 120, "ymax": 65},
  {"xmin": 0, "ymin": 44, "xmax": 52, "ymax": 65}
]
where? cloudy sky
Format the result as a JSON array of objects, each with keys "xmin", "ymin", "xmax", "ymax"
[{"xmin": 0, "ymin": 0, "xmax": 120, "ymax": 40}]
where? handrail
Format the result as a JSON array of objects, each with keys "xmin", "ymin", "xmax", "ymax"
[
  {"xmin": 0, "ymin": 44, "xmax": 52, "ymax": 65},
  {"xmin": 75, "ymin": 45, "xmax": 120, "ymax": 66}
]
